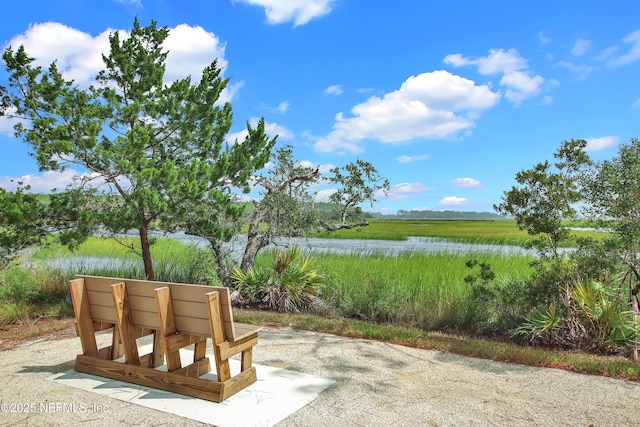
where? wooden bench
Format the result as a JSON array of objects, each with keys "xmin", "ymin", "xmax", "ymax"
[{"xmin": 68, "ymin": 275, "xmax": 262, "ymax": 402}]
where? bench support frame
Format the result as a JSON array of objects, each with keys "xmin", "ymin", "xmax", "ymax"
[{"xmin": 69, "ymin": 277, "xmax": 259, "ymax": 402}]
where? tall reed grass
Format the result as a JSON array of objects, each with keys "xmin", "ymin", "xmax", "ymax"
[
  {"xmin": 30, "ymin": 236, "xmax": 216, "ymax": 284},
  {"xmin": 315, "ymin": 219, "xmax": 601, "ymax": 247},
  {"xmin": 303, "ymin": 250, "xmax": 533, "ymax": 332}
]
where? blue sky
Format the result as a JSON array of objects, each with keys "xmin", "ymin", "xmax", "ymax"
[{"xmin": 1, "ymin": 0, "xmax": 639, "ymax": 214}]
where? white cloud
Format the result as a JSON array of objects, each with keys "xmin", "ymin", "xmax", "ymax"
[
  {"xmin": 0, "ymin": 106, "xmax": 27, "ymax": 137},
  {"xmin": 6, "ymin": 22, "xmax": 115, "ymax": 86},
  {"xmin": 324, "ymin": 84, "xmax": 343, "ymax": 95},
  {"xmin": 234, "ymin": 0, "xmax": 336, "ymax": 27},
  {"xmin": 396, "ymin": 154, "xmax": 430, "ymax": 163},
  {"xmin": 276, "ymin": 101, "xmax": 289, "ymax": 113},
  {"xmin": 226, "ymin": 118, "xmax": 294, "ymax": 143},
  {"xmin": 450, "ymin": 177, "xmax": 482, "ymax": 188},
  {"xmin": 438, "ymin": 196, "xmax": 470, "ymax": 206},
  {"xmin": 314, "ymin": 70, "xmax": 499, "ymax": 153},
  {"xmin": 608, "ymin": 30, "xmax": 640, "ymax": 67},
  {"xmin": 538, "ymin": 31, "xmax": 551, "ymax": 45},
  {"xmin": 444, "ymin": 48, "xmax": 545, "ymax": 105},
  {"xmin": 115, "ymin": 0, "xmax": 142, "ymax": 7},
  {"xmin": 357, "ymin": 87, "xmax": 375, "ymax": 94},
  {"xmin": 299, "ymin": 160, "xmax": 334, "ymax": 173},
  {"xmin": 5, "ymin": 22, "xmax": 233, "ymax": 97},
  {"xmin": 585, "ymin": 136, "xmax": 619, "ymax": 152},
  {"xmin": 556, "ymin": 60, "xmax": 598, "ymax": 79},
  {"xmin": 633, "ymin": 98, "xmax": 640, "ymax": 108},
  {"xmin": 0, "ymin": 169, "xmax": 109, "ymax": 192},
  {"xmin": 385, "ymin": 182, "xmax": 432, "ymax": 201},
  {"xmin": 314, "ymin": 188, "xmax": 338, "ymax": 202},
  {"xmin": 571, "ymin": 38, "xmax": 591, "ymax": 56},
  {"xmin": 161, "ymin": 24, "xmax": 228, "ymax": 82}
]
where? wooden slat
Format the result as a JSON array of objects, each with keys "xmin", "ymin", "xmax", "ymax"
[
  {"xmin": 164, "ymin": 333, "xmax": 207, "ymax": 354},
  {"xmin": 111, "ymin": 282, "xmax": 140, "ymax": 365},
  {"xmin": 220, "ymin": 367, "xmax": 258, "ymax": 401},
  {"xmin": 70, "ymin": 274, "xmax": 261, "ymax": 402},
  {"xmin": 69, "ymin": 279, "xmax": 99, "ymax": 357},
  {"xmin": 233, "ymin": 323, "xmax": 263, "ymax": 343},
  {"xmin": 155, "ymin": 287, "xmax": 181, "ymax": 372},
  {"xmin": 218, "ymin": 335, "xmax": 259, "ymax": 361},
  {"xmin": 206, "ymin": 291, "xmax": 231, "ymax": 382},
  {"xmin": 78, "ymin": 275, "xmax": 237, "ymax": 339},
  {"xmin": 75, "ymin": 355, "xmax": 225, "ymax": 402},
  {"xmin": 151, "ymin": 330, "xmax": 164, "ymax": 368},
  {"xmin": 173, "ymin": 357, "xmax": 211, "ymax": 378}
]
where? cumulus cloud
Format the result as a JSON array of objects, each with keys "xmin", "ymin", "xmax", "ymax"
[
  {"xmin": 607, "ymin": 29, "xmax": 640, "ymax": 67},
  {"xmin": 5, "ymin": 22, "xmax": 233, "ymax": 97},
  {"xmin": 0, "ymin": 169, "xmax": 116, "ymax": 192},
  {"xmin": 385, "ymin": 182, "xmax": 432, "ymax": 201},
  {"xmin": 276, "ymin": 101, "xmax": 289, "ymax": 113},
  {"xmin": 314, "ymin": 70, "xmax": 499, "ymax": 152},
  {"xmin": 226, "ymin": 118, "xmax": 294, "ymax": 143},
  {"xmin": 444, "ymin": 48, "xmax": 545, "ymax": 105},
  {"xmin": 324, "ymin": 84, "xmax": 343, "ymax": 95},
  {"xmin": 571, "ymin": 39, "xmax": 591, "ymax": 56},
  {"xmin": 234, "ymin": 0, "xmax": 336, "ymax": 27},
  {"xmin": 585, "ymin": 136, "xmax": 619, "ymax": 152},
  {"xmin": 450, "ymin": 177, "xmax": 482, "ymax": 188},
  {"xmin": 438, "ymin": 196, "xmax": 470, "ymax": 207},
  {"xmin": 396, "ymin": 154, "xmax": 430, "ymax": 163}
]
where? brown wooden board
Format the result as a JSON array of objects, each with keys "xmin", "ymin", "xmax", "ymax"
[{"xmin": 77, "ymin": 275, "xmax": 236, "ymax": 339}]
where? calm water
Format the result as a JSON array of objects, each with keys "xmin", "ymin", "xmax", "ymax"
[{"xmin": 33, "ymin": 230, "xmax": 538, "ymax": 272}]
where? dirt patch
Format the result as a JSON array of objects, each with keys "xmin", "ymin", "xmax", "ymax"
[{"xmin": 0, "ymin": 317, "xmax": 76, "ymax": 351}]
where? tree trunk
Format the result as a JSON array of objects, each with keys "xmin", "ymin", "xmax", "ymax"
[
  {"xmin": 240, "ymin": 204, "xmax": 268, "ymax": 271},
  {"xmin": 139, "ymin": 221, "xmax": 155, "ymax": 281},
  {"xmin": 211, "ymin": 239, "xmax": 231, "ymax": 287}
]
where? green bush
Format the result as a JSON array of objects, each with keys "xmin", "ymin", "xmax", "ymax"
[
  {"xmin": 0, "ymin": 264, "xmax": 41, "ymax": 303},
  {"xmin": 231, "ymin": 247, "xmax": 325, "ymax": 312}
]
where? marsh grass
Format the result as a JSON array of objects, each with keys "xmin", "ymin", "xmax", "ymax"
[
  {"xmin": 254, "ymin": 249, "xmax": 534, "ymax": 332},
  {"xmin": 30, "ymin": 236, "xmax": 215, "ymax": 284},
  {"xmin": 315, "ymin": 219, "xmax": 602, "ymax": 247}
]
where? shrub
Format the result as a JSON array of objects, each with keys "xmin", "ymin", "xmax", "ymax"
[
  {"xmin": 230, "ymin": 247, "xmax": 325, "ymax": 312},
  {"xmin": 515, "ymin": 280, "xmax": 637, "ymax": 354},
  {"xmin": 0, "ymin": 264, "xmax": 41, "ymax": 304}
]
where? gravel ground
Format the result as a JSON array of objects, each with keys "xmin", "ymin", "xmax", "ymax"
[{"xmin": 1, "ymin": 327, "xmax": 639, "ymax": 426}]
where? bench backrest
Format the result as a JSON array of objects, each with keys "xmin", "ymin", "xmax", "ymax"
[{"xmin": 76, "ymin": 275, "xmax": 236, "ymax": 340}]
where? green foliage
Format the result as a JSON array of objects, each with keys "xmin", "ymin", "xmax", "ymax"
[
  {"xmin": 0, "ymin": 264, "xmax": 41, "ymax": 303},
  {"xmin": 516, "ymin": 281, "xmax": 636, "ymax": 353},
  {"xmin": 1, "ymin": 18, "xmax": 275, "ymax": 280},
  {"xmin": 318, "ymin": 251, "xmax": 533, "ymax": 332},
  {"xmin": 494, "ymin": 139, "xmax": 591, "ymax": 257},
  {"xmin": 231, "ymin": 247, "xmax": 325, "ymax": 312},
  {"xmin": 0, "ymin": 185, "xmax": 46, "ymax": 266}
]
